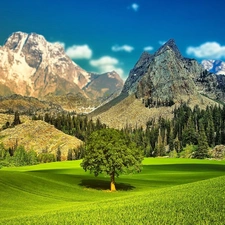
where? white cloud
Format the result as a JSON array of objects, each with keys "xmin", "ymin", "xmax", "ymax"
[
  {"xmin": 131, "ymin": 3, "xmax": 139, "ymax": 11},
  {"xmin": 186, "ymin": 42, "xmax": 225, "ymax": 59},
  {"xmin": 52, "ymin": 41, "xmax": 65, "ymax": 49},
  {"xmin": 112, "ymin": 44, "xmax": 134, "ymax": 52},
  {"xmin": 144, "ymin": 46, "xmax": 154, "ymax": 51},
  {"xmin": 65, "ymin": 44, "xmax": 92, "ymax": 59},
  {"xmin": 90, "ymin": 56, "xmax": 124, "ymax": 76},
  {"xmin": 159, "ymin": 41, "xmax": 166, "ymax": 45}
]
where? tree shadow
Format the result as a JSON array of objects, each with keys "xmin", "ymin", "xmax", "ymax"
[{"xmin": 79, "ymin": 179, "xmax": 135, "ymax": 191}]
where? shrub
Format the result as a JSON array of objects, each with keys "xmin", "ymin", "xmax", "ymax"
[{"xmin": 38, "ymin": 153, "xmax": 55, "ymax": 163}]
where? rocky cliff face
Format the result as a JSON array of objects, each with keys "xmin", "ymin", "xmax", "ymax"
[
  {"xmin": 0, "ymin": 32, "xmax": 124, "ymax": 111},
  {"xmin": 122, "ymin": 39, "xmax": 201, "ymax": 106}
]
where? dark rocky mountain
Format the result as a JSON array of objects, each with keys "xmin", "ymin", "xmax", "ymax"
[
  {"xmin": 90, "ymin": 39, "xmax": 222, "ymax": 129},
  {"xmin": 0, "ymin": 32, "xmax": 124, "ymax": 112},
  {"xmin": 122, "ymin": 39, "xmax": 200, "ymax": 106}
]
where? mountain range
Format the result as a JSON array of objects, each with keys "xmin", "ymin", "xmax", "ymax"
[
  {"xmin": 0, "ymin": 32, "xmax": 124, "ymax": 112},
  {"xmin": 90, "ymin": 39, "xmax": 225, "ymax": 128}
]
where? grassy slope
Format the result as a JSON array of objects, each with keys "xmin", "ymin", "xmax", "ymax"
[
  {"xmin": 0, "ymin": 158, "xmax": 225, "ymax": 224},
  {"xmin": 0, "ymin": 120, "xmax": 83, "ymax": 160}
]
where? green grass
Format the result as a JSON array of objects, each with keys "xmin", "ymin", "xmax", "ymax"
[{"xmin": 0, "ymin": 158, "xmax": 225, "ymax": 224}]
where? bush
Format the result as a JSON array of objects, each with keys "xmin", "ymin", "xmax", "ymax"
[
  {"xmin": 0, "ymin": 160, "xmax": 13, "ymax": 168},
  {"xmin": 179, "ymin": 145, "xmax": 197, "ymax": 158},
  {"xmin": 168, "ymin": 150, "xmax": 178, "ymax": 158},
  {"xmin": 38, "ymin": 153, "xmax": 55, "ymax": 163}
]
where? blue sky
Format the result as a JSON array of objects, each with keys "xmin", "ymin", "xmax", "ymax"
[{"xmin": 1, "ymin": 0, "xmax": 225, "ymax": 79}]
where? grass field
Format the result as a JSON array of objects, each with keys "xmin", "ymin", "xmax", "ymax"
[{"xmin": 0, "ymin": 158, "xmax": 225, "ymax": 224}]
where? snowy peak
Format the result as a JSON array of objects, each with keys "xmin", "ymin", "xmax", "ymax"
[
  {"xmin": 201, "ymin": 59, "xmax": 225, "ymax": 75},
  {"xmin": 0, "ymin": 31, "xmax": 91, "ymax": 98}
]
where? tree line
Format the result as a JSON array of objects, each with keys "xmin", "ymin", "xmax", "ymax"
[
  {"xmin": 32, "ymin": 113, "xmax": 106, "ymax": 141},
  {"xmin": 121, "ymin": 103, "xmax": 225, "ymax": 159},
  {"xmin": 1, "ymin": 103, "xmax": 224, "ymax": 168}
]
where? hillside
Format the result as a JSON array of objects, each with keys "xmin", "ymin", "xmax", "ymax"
[
  {"xmin": 0, "ymin": 94, "xmax": 64, "ymax": 114},
  {"xmin": 91, "ymin": 94, "xmax": 217, "ymax": 129},
  {"xmin": 0, "ymin": 113, "xmax": 29, "ymax": 128},
  {"xmin": 0, "ymin": 120, "xmax": 83, "ymax": 160}
]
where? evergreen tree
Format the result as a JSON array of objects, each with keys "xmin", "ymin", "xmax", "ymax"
[
  {"xmin": 206, "ymin": 110, "xmax": 215, "ymax": 147},
  {"xmin": 194, "ymin": 123, "xmax": 209, "ymax": 159},
  {"xmin": 12, "ymin": 111, "xmax": 21, "ymax": 126},
  {"xmin": 56, "ymin": 147, "xmax": 61, "ymax": 161},
  {"xmin": 67, "ymin": 149, "xmax": 73, "ymax": 160}
]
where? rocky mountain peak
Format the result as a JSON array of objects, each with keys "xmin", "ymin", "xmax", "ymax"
[
  {"xmin": 122, "ymin": 38, "xmax": 200, "ymax": 106},
  {"xmin": 155, "ymin": 39, "xmax": 183, "ymax": 59}
]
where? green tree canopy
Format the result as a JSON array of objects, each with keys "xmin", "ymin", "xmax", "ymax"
[{"xmin": 81, "ymin": 128, "xmax": 143, "ymax": 191}]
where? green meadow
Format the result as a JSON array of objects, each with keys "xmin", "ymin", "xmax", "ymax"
[{"xmin": 0, "ymin": 158, "xmax": 225, "ymax": 224}]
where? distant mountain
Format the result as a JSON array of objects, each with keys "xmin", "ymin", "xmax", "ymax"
[
  {"xmin": 90, "ymin": 39, "xmax": 219, "ymax": 129},
  {"xmin": 0, "ymin": 32, "xmax": 123, "ymax": 112},
  {"xmin": 85, "ymin": 71, "xmax": 124, "ymax": 101},
  {"xmin": 201, "ymin": 60, "xmax": 225, "ymax": 75}
]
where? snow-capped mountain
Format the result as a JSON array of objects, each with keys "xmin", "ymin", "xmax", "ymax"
[
  {"xmin": 0, "ymin": 32, "xmax": 90, "ymax": 97},
  {"xmin": 201, "ymin": 60, "xmax": 225, "ymax": 75},
  {"xmin": 0, "ymin": 32, "xmax": 91, "ymax": 98},
  {"xmin": 0, "ymin": 32, "xmax": 124, "ymax": 111}
]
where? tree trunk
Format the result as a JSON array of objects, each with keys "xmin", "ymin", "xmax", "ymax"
[{"xmin": 110, "ymin": 172, "xmax": 116, "ymax": 191}]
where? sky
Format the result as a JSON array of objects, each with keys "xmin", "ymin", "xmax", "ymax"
[{"xmin": 1, "ymin": 0, "xmax": 225, "ymax": 80}]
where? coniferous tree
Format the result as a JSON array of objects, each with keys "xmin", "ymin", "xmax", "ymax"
[
  {"xmin": 56, "ymin": 147, "xmax": 61, "ymax": 161},
  {"xmin": 12, "ymin": 111, "xmax": 21, "ymax": 126},
  {"xmin": 206, "ymin": 110, "xmax": 215, "ymax": 147},
  {"xmin": 194, "ymin": 122, "xmax": 209, "ymax": 159}
]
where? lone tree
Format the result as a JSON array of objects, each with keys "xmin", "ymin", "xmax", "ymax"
[
  {"xmin": 12, "ymin": 111, "xmax": 21, "ymax": 126},
  {"xmin": 81, "ymin": 128, "xmax": 143, "ymax": 191}
]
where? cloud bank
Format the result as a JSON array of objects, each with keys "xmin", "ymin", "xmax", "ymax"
[
  {"xmin": 186, "ymin": 42, "xmax": 225, "ymax": 59},
  {"xmin": 65, "ymin": 44, "xmax": 92, "ymax": 59},
  {"xmin": 144, "ymin": 46, "xmax": 154, "ymax": 51},
  {"xmin": 112, "ymin": 44, "xmax": 134, "ymax": 52},
  {"xmin": 90, "ymin": 56, "xmax": 124, "ymax": 77}
]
